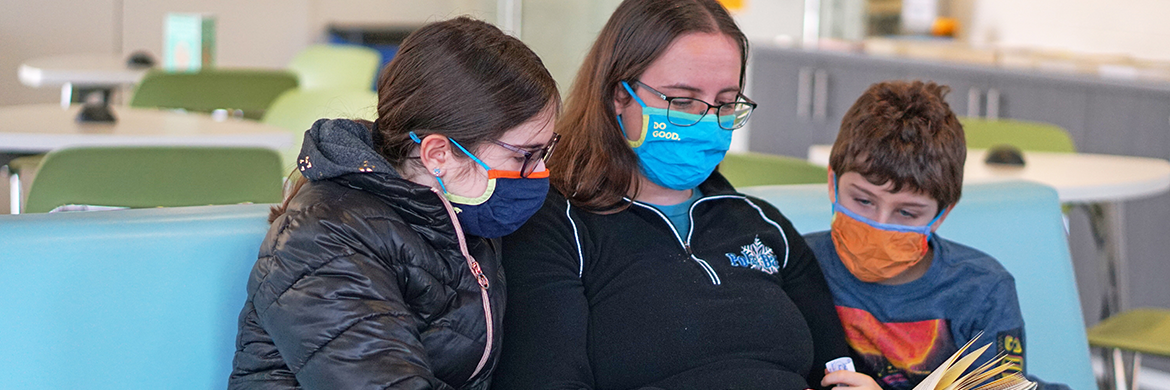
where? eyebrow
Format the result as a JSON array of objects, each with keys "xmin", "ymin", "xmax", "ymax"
[
  {"xmin": 657, "ymin": 83, "xmax": 741, "ymax": 96},
  {"xmin": 847, "ymin": 183, "xmax": 931, "ymax": 209}
]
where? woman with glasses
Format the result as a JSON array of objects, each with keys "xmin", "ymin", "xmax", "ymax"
[
  {"xmin": 228, "ymin": 17, "xmax": 559, "ymax": 390},
  {"xmin": 492, "ymin": 1, "xmax": 879, "ymax": 389}
]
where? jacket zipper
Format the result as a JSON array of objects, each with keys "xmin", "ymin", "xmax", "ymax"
[
  {"xmin": 432, "ymin": 189, "xmax": 493, "ymax": 382},
  {"xmin": 631, "ymin": 200, "xmax": 721, "ymax": 285}
]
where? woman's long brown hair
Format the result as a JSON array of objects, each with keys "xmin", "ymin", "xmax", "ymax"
[
  {"xmin": 269, "ymin": 17, "xmax": 560, "ymax": 223},
  {"xmin": 550, "ymin": 0, "xmax": 747, "ymax": 213}
]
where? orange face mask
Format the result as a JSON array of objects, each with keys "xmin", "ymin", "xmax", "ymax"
[{"xmin": 829, "ymin": 187, "xmax": 942, "ymax": 283}]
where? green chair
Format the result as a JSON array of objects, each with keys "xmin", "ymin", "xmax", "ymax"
[
  {"xmin": 287, "ymin": 44, "xmax": 382, "ymax": 90},
  {"xmin": 22, "ymin": 146, "xmax": 283, "ymax": 214},
  {"xmin": 959, "ymin": 117, "xmax": 1076, "ymax": 153},
  {"xmin": 129, "ymin": 69, "xmax": 298, "ymax": 120},
  {"xmin": 261, "ymin": 88, "xmax": 379, "ymax": 170},
  {"xmin": 1087, "ymin": 309, "xmax": 1170, "ymax": 390},
  {"xmin": 719, "ymin": 151, "xmax": 829, "ymax": 188}
]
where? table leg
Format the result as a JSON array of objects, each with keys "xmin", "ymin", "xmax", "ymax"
[
  {"xmin": 60, "ymin": 83, "xmax": 72, "ymax": 109},
  {"xmin": 1085, "ymin": 202, "xmax": 1128, "ymax": 320},
  {"xmin": 1082, "ymin": 202, "xmax": 1130, "ymax": 390}
]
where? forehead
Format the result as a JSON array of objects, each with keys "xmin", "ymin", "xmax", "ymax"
[
  {"xmin": 638, "ymin": 32, "xmax": 741, "ymax": 92},
  {"xmin": 838, "ymin": 171, "xmax": 937, "ymax": 206},
  {"xmin": 496, "ymin": 105, "xmax": 556, "ymax": 145}
]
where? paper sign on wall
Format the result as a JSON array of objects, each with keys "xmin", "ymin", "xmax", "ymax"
[{"xmin": 164, "ymin": 13, "xmax": 216, "ymax": 72}]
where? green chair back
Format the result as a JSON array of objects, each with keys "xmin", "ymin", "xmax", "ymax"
[
  {"xmin": 262, "ymin": 88, "xmax": 379, "ymax": 170},
  {"xmin": 24, "ymin": 146, "xmax": 283, "ymax": 213},
  {"xmin": 959, "ymin": 117, "xmax": 1076, "ymax": 153},
  {"xmin": 129, "ymin": 69, "xmax": 298, "ymax": 119},
  {"xmin": 287, "ymin": 44, "xmax": 381, "ymax": 90},
  {"xmin": 719, "ymin": 152, "xmax": 829, "ymax": 187}
]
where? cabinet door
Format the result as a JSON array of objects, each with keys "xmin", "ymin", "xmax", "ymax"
[
  {"xmin": 1082, "ymin": 86, "xmax": 1170, "ymax": 158},
  {"xmin": 1081, "ymin": 86, "xmax": 1170, "ymax": 317},
  {"xmin": 747, "ymin": 47, "xmax": 824, "ymax": 158},
  {"xmin": 990, "ymin": 73, "xmax": 1091, "ymax": 146},
  {"xmin": 747, "ymin": 48, "xmax": 904, "ymax": 158},
  {"xmin": 902, "ymin": 63, "xmax": 991, "ymax": 118},
  {"xmin": 817, "ymin": 54, "xmax": 906, "ymax": 144}
]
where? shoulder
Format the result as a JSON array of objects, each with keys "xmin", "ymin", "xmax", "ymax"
[
  {"xmin": 263, "ymin": 179, "xmax": 420, "ymax": 269},
  {"xmin": 936, "ymin": 237, "xmax": 1014, "ymax": 282},
  {"xmin": 802, "ymin": 231, "xmax": 835, "ymax": 262}
]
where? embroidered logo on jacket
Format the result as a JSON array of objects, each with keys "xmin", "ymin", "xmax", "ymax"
[{"xmin": 725, "ymin": 236, "xmax": 779, "ymax": 274}]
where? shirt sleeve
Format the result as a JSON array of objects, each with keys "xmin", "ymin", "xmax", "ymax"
[
  {"xmin": 961, "ymin": 276, "xmax": 1028, "ymax": 379},
  {"xmin": 253, "ymin": 214, "xmax": 456, "ymax": 390},
  {"xmin": 491, "ymin": 196, "xmax": 596, "ymax": 390},
  {"xmin": 759, "ymin": 200, "xmax": 852, "ymax": 389}
]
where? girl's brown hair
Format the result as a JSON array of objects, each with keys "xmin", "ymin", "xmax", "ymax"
[
  {"xmin": 550, "ymin": 0, "xmax": 747, "ymax": 213},
  {"xmin": 271, "ymin": 16, "xmax": 559, "ymax": 222}
]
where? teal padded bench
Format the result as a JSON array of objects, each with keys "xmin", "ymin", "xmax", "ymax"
[
  {"xmin": 0, "ymin": 204, "xmax": 271, "ymax": 389},
  {"xmin": 740, "ymin": 180, "xmax": 1096, "ymax": 390}
]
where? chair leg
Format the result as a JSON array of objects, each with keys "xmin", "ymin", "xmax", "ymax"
[
  {"xmin": 9, "ymin": 169, "xmax": 20, "ymax": 214},
  {"xmin": 1111, "ymin": 348, "xmax": 1127, "ymax": 390},
  {"xmin": 1131, "ymin": 352, "xmax": 1142, "ymax": 390}
]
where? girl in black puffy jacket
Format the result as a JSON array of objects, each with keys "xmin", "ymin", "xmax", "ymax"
[{"xmin": 228, "ymin": 17, "xmax": 560, "ymax": 390}]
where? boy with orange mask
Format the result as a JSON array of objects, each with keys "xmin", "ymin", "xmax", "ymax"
[{"xmin": 804, "ymin": 81, "xmax": 1066, "ymax": 390}]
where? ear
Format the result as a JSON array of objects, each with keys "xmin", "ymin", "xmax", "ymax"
[
  {"xmin": 826, "ymin": 168, "xmax": 835, "ymax": 201},
  {"xmin": 417, "ymin": 134, "xmax": 454, "ymax": 177},
  {"xmin": 613, "ymin": 82, "xmax": 633, "ymax": 117},
  {"xmin": 930, "ymin": 204, "xmax": 955, "ymax": 232}
]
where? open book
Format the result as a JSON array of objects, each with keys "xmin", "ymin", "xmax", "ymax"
[{"xmin": 912, "ymin": 333, "xmax": 1038, "ymax": 390}]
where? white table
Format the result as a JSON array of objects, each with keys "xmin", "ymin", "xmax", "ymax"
[
  {"xmin": 0, "ymin": 104, "xmax": 295, "ymax": 213},
  {"xmin": 18, "ymin": 54, "xmax": 149, "ymax": 107},
  {"xmin": 0, "ymin": 104, "xmax": 293, "ymax": 153}
]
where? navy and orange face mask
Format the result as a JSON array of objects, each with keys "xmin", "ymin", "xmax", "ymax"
[
  {"xmin": 411, "ymin": 132, "xmax": 550, "ymax": 239},
  {"xmin": 830, "ymin": 179, "xmax": 943, "ymax": 283}
]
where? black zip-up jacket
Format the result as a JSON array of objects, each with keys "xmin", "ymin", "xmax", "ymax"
[
  {"xmin": 229, "ymin": 119, "xmax": 504, "ymax": 390},
  {"xmin": 492, "ymin": 172, "xmax": 849, "ymax": 390}
]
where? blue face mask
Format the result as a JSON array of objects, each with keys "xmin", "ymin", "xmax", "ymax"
[
  {"xmin": 618, "ymin": 81, "xmax": 733, "ymax": 190},
  {"xmin": 411, "ymin": 132, "xmax": 549, "ymax": 239}
]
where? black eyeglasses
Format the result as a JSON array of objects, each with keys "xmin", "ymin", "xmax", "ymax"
[
  {"xmin": 630, "ymin": 80, "xmax": 757, "ymax": 130},
  {"xmin": 490, "ymin": 132, "xmax": 560, "ymax": 178}
]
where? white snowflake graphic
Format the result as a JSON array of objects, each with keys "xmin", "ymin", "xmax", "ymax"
[{"xmin": 725, "ymin": 236, "xmax": 779, "ymax": 274}]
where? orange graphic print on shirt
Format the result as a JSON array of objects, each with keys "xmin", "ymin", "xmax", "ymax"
[{"xmin": 837, "ymin": 306, "xmax": 957, "ymax": 389}]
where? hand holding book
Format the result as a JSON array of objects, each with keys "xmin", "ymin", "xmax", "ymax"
[{"xmin": 913, "ymin": 333, "xmax": 1037, "ymax": 390}]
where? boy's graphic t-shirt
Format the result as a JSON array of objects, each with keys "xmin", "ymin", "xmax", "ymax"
[{"xmin": 805, "ymin": 231, "xmax": 1026, "ymax": 390}]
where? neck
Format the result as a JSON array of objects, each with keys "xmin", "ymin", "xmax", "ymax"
[
  {"xmin": 399, "ymin": 164, "xmax": 443, "ymax": 192},
  {"xmin": 632, "ymin": 174, "xmax": 694, "ymax": 205}
]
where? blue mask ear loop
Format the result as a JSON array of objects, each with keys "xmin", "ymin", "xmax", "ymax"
[
  {"xmin": 410, "ymin": 131, "xmax": 492, "ymax": 193},
  {"xmin": 616, "ymin": 81, "xmax": 650, "ymax": 138}
]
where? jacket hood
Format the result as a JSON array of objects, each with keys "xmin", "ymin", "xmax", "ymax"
[{"xmin": 298, "ymin": 118, "xmax": 401, "ymax": 182}]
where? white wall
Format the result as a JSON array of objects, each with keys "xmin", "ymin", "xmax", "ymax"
[
  {"xmin": 965, "ymin": 0, "xmax": 1170, "ymax": 62},
  {"xmin": 7, "ymin": 0, "xmax": 1170, "ymax": 107},
  {"xmin": 0, "ymin": 0, "xmax": 120, "ymax": 106},
  {"xmin": 121, "ymin": 0, "xmax": 312, "ymax": 69},
  {"xmin": 0, "ymin": 0, "xmax": 494, "ymax": 107},
  {"xmin": 733, "ymin": 0, "xmax": 807, "ymax": 45}
]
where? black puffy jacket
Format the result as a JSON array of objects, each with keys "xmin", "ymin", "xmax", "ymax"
[{"xmin": 229, "ymin": 119, "xmax": 505, "ymax": 390}]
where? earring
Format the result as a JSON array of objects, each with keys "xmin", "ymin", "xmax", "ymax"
[{"xmin": 433, "ymin": 168, "xmax": 442, "ymax": 176}]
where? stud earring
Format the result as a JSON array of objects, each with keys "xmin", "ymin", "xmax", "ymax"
[{"xmin": 433, "ymin": 168, "xmax": 442, "ymax": 176}]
